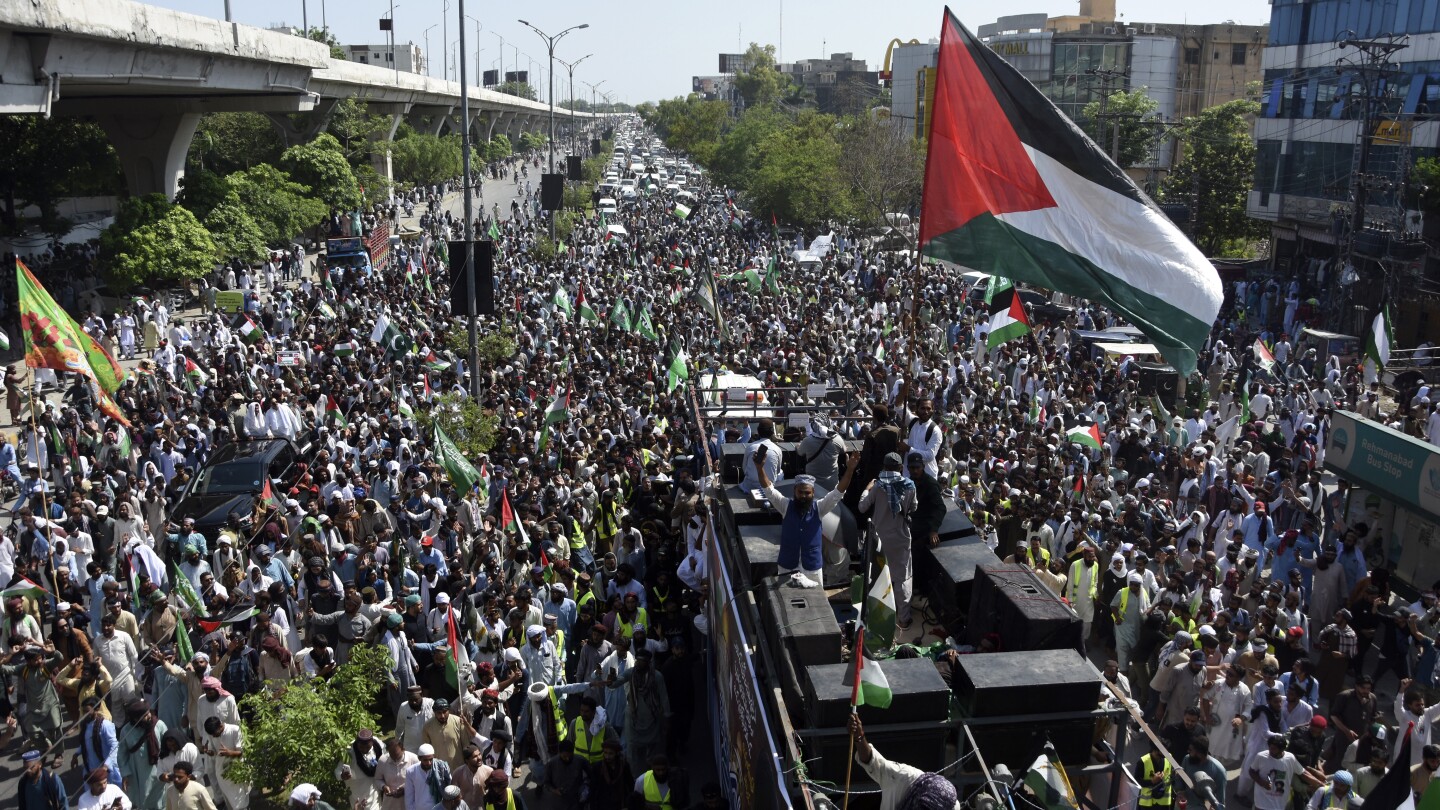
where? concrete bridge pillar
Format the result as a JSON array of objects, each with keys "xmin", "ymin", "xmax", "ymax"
[
  {"xmin": 96, "ymin": 111, "xmax": 202, "ymax": 199},
  {"xmin": 366, "ymin": 105, "xmax": 409, "ymax": 200}
]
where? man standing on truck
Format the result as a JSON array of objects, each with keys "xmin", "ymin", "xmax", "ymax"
[{"xmin": 754, "ymin": 449, "xmax": 859, "ymax": 589}]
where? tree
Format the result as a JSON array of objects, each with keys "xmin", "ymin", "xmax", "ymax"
[
  {"xmin": 747, "ymin": 111, "xmax": 852, "ymax": 226},
  {"xmin": 227, "ymin": 644, "xmax": 389, "ymax": 807},
  {"xmin": 838, "ymin": 115, "xmax": 924, "ymax": 230},
  {"xmin": 176, "ymin": 170, "xmax": 231, "ymax": 221},
  {"xmin": 323, "ymin": 99, "xmax": 391, "ymax": 167},
  {"xmin": 226, "ymin": 164, "xmax": 326, "ymax": 245},
  {"xmin": 187, "ymin": 112, "xmax": 284, "ymax": 176},
  {"xmin": 480, "ymin": 135, "xmax": 513, "ymax": 164},
  {"xmin": 99, "ymin": 194, "xmax": 218, "ymax": 287},
  {"xmin": 204, "ymin": 192, "xmax": 268, "ymax": 263},
  {"xmin": 391, "ymin": 133, "xmax": 464, "ymax": 187},
  {"xmin": 1080, "ymin": 88, "xmax": 1162, "ymax": 169},
  {"xmin": 281, "ymin": 133, "xmax": 364, "ymax": 213},
  {"xmin": 495, "ymin": 81, "xmax": 537, "ymax": 101},
  {"xmin": 517, "ymin": 132, "xmax": 548, "ymax": 153},
  {"xmin": 0, "ymin": 117, "xmax": 124, "ymax": 235},
  {"xmin": 733, "ymin": 43, "xmax": 790, "ymax": 108},
  {"xmin": 415, "ymin": 392, "xmax": 499, "ymax": 456},
  {"xmin": 708, "ymin": 104, "xmax": 787, "ymax": 190},
  {"xmin": 1161, "ymin": 99, "xmax": 1264, "ymax": 256},
  {"xmin": 305, "ymin": 26, "xmax": 348, "ymax": 60},
  {"xmin": 649, "ymin": 97, "xmax": 727, "ymax": 164}
]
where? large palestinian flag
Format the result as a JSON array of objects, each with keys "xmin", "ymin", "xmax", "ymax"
[
  {"xmin": 984, "ymin": 275, "xmax": 1031, "ymax": 349},
  {"xmin": 918, "ymin": 9, "xmax": 1221, "ymax": 374}
]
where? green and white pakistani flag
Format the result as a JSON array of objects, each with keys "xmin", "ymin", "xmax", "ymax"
[
  {"xmin": 863, "ymin": 562, "xmax": 897, "ymax": 654},
  {"xmin": 1364, "ymin": 306, "xmax": 1394, "ymax": 372},
  {"xmin": 917, "ymin": 11, "xmax": 1222, "ymax": 374},
  {"xmin": 397, "ymin": 397, "xmax": 414, "ymax": 419},
  {"xmin": 636, "ymin": 307, "xmax": 660, "ymax": 341},
  {"xmin": 370, "ymin": 313, "xmax": 414, "ymax": 357},
  {"xmin": 609, "ymin": 299, "xmax": 632, "ymax": 332},
  {"xmin": 741, "ymin": 265, "xmax": 763, "ymax": 293},
  {"xmin": 553, "ymin": 288, "xmax": 573, "ymax": 318},
  {"xmin": 984, "ymin": 275, "xmax": 1032, "ymax": 350},
  {"xmin": 666, "ymin": 344, "xmax": 689, "ymax": 392},
  {"xmin": 693, "ymin": 272, "xmax": 727, "ymax": 338},
  {"xmin": 763, "ymin": 257, "xmax": 781, "ymax": 294},
  {"xmin": 1022, "ymin": 744, "xmax": 1079, "ymax": 810},
  {"xmin": 316, "ymin": 301, "xmax": 337, "ymax": 320},
  {"xmin": 0, "ymin": 327, "xmax": 11, "ymax": 350},
  {"xmin": 169, "ymin": 563, "xmax": 208, "ymax": 617},
  {"xmin": 488, "ymin": 219, "xmax": 501, "ymax": 240},
  {"xmin": 433, "ymin": 424, "xmax": 481, "ymax": 492},
  {"xmin": 537, "ymin": 387, "xmax": 570, "ymax": 454},
  {"xmin": 673, "ymin": 202, "xmax": 691, "ymax": 220},
  {"xmin": 576, "ymin": 286, "xmax": 599, "ymax": 323}
]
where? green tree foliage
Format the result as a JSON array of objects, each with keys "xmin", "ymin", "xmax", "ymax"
[
  {"xmin": 1161, "ymin": 99, "xmax": 1264, "ymax": 256},
  {"xmin": 733, "ymin": 43, "xmax": 790, "ymax": 108},
  {"xmin": 495, "ymin": 81, "xmax": 537, "ymax": 101},
  {"xmin": 227, "ymin": 644, "xmax": 390, "ymax": 807},
  {"xmin": 634, "ymin": 102, "xmax": 657, "ymax": 122},
  {"xmin": 99, "ymin": 194, "xmax": 218, "ymax": 287},
  {"xmin": 187, "ymin": 112, "xmax": 284, "ymax": 176},
  {"xmin": 204, "ymin": 192, "xmax": 269, "ymax": 264},
  {"xmin": 391, "ymin": 133, "xmax": 464, "ymax": 187},
  {"xmin": 322, "ymin": 99, "xmax": 392, "ymax": 167},
  {"xmin": 480, "ymin": 135, "xmax": 513, "ymax": 164},
  {"xmin": 708, "ymin": 104, "xmax": 786, "ymax": 191},
  {"xmin": 281, "ymin": 133, "xmax": 364, "ymax": 213},
  {"xmin": 175, "ymin": 170, "xmax": 230, "ymax": 221},
  {"xmin": 747, "ymin": 111, "xmax": 852, "ymax": 226},
  {"xmin": 226, "ymin": 164, "xmax": 327, "ymax": 245},
  {"xmin": 517, "ymin": 132, "xmax": 548, "ymax": 153},
  {"xmin": 1410, "ymin": 157, "xmax": 1440, "ymax": 216},
  {"xmin": 1080, "ymin": 88, "xmax": 1162, "ymax": 168},
  {"xmin": 0, "ymin": 117, "xmax": 124, "ymax": 235},
  {"xmin": 415, "ymin": 392, "xmax": 499, "ymax": 456},
  {"xmin": 837, "ymin": 115, "xmax": 924, "ymax": 229},
  {"xmin": 305, "ymin": 26, "xmax": 348, "ymax": 60},
  {"xmin": 649, "ymin": 97, "xmax": 728, "ymax": 165}
]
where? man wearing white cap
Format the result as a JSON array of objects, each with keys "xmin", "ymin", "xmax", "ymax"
[
  {"xmin": 404, "ymin": 744, "xmax": 452, "ymax": 810},
  {"xmin": 286, "ymin": 782, "xmax": 322, "ymax": 809},
  {"xmin": 753, "ymin": 449, "xmax": 859, "ymax": 589},
  {"xmin": 1110, "ymin": 571, "xmax": 1151, "ymax": 669}
]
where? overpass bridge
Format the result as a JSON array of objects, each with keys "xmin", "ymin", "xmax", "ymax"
[{"xmin": 0, "ymin": 0, "xmax": 601, "ymax": 197}]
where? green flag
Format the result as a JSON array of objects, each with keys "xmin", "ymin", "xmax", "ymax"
[
  {"xmin": 763, "ymin": 257, "xmax": 781, "ymax": 294},
  {"xmin": 863, "ymin": 563, "xmax": 897, "ymax": 653},
  {"xmin": 636, "ymin": 308, "xmax": 659, "ymax": 341},
  {"xmin": 666, "ymin": 345, "xmax": 690, "ymax": 392},
  {"xmin": 174, "ymin": 620, "xmax": 194, "ymax": 663},
  {"xmin": 433, "ymin": 424, "xmax": 481, "ymax": 492},
  {"xmin": 169, "ymin": 562, "xmax": 207, "ymax": 617},
  {"xmin": 553, "ymin": 288, "xmax": 573, "ymax": 318},
  {"xmin": 488, "ymin": 220, "xmax": 501, "ymax": 240},
  {"xmin": 609, "ymin": 300, "xmax": 632, "ymax": 332}
]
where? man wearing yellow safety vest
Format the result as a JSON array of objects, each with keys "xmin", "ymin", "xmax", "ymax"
[
  {"xmin": 633, "ymin": 754, "xmax": 687, "ymax": 810},
  {"xmin": 478, "ymin": 769, "xmax": 523, "ymax": 809},
  {"xmin": 571, "ymin": 696, "xmax": 611, "ymax": 764},
  {"xmin": 1067, "ymin": 544, "xmax": 1100, "ymax": 641},
  {"xmin": 1138, "ymin": 737, "xmax": 1175, "ymax": 810},
  {"xmin": 1111, "ymin": 571, "xmax": 1150, "ymax": 670}
]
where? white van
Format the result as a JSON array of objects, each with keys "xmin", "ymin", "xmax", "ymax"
[{"xmin": 598, "ymin": 198, "xmax": 618, "ymax": 215}]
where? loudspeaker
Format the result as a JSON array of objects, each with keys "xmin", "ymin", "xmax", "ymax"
[
  {"xmin": 936, "ymin": 505, "xmax": 979, "ymax": 543},
  {"xmin": 720, "ymin": 443, "xmax": 748, "ymax": 485},
  {"xmin": 448, "ymin": 241, "xmax": 495, "ymax": 316},
  {"xmin": 966, "ymin": 565, "xmax": 1082, "ymax": 652},
  {"xmin": 951, "ymin": 649, "xmax": 1100, "ymax": 768},
  {"xmin": 759, "ymin": 576, "xmax": 842, "ymax": 666},
  {"xmin": 540, "ymin": 174, "xmax": 564, "ymax": 211},
  {"xmin": 803, "ymin": 657, "xmax": 949, "ymax": 727},
  {"xmin": 566, "ymin": 155, "xmax": 583, "ymax": 181},
  {"xmin": 1135, "ymin": 361, "xmax": 1179, "ymax": 405},
  {"xmin": 590, "ymin": 138, "xmax": 602, "ymax": 156},
  {"xmin": 802, "ymin": 725, "xmax": 948, "ymax": 788},
  {"xmin": 915, "ymin": 537, "xmax": 997, "ymax": 624},
  {"xmin": 737, "ymin": 524, "xmax": 782, "ymax": 583},
  {"xmin": 483, "ymin": 69, "xmax": 499, "ymax": 87}
]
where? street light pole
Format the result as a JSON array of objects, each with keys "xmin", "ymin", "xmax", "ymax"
[
  {"xmin": 423, "ymin": 24, "xmax": 438, "ymax": 77},
  {"xmin": 466, "ymin": 16, "xmax": 482, "ymax": 84},
  {"xmin": 301, "ymin": 0, "xmax": 307, "ymax": 34},
  {"xmin": 441, "ymin": 0, "xmax": 448, "ymax": 81},
  {"xmin": 385, "ymin": 2, "xmax": 399, "ymax": 80},
  {"xmin": 518, "ymin": 19, "xmax": 590, "ymax": 178},
  {"xmin": 456, "ymin": 0, "xmax": 479, "ymax": 397},
  {"xmin": 556, "ymin": 54, "xmax": 591, "ymax": 159}
]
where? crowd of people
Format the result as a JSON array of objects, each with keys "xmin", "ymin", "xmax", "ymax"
[{"xmin": 0, "ymin": 117, "xmax": 1438, "ymax": 810}]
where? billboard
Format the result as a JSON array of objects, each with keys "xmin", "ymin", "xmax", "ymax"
[
  {"xmin": 504, "ymin": 70, "xmax": 528, "ymax": 84},
  {"xmin": 483, "ymin": 69, "xmax": 499, "ymax": 87}
]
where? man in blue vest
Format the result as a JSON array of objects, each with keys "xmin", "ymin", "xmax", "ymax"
[{"xmin": 753, "ymin": 449, "xmax": 859, "ymax": 589}]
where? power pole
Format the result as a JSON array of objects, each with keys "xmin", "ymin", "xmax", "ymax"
[{"xmin": 1085, "ymin": 67, "xmax": 1129, "ymax": 163}]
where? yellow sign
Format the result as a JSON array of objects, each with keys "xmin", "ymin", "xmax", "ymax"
[
  {"xmin": 216, "ymin": 291, "xmax": 246, "ymax": 313},
  {"xmin": 991, "ymin": 41, "xmax": 1031, "ymax": 56},
  {"xmin": 1371, "ymin": 120, "xmax": 1412, "ymax": 145}
]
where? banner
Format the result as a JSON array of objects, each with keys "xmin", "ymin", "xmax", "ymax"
[{"xmin": 215, "ymin": 291, "xmax": 247, "ymax": 313}]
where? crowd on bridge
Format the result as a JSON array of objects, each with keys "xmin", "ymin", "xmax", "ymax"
[{"xmin": 0, "ymin": 118, "xmax": 1439, "ymax": 810}]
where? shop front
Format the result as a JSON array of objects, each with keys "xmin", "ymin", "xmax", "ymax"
[{"xmin": 1324, "ymin": 410, "xmax": 1440, "ymax": 593}]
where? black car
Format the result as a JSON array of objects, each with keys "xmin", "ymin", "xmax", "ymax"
[{"xmin": 171, "ymin": 439, "xmax": 301, "ymax": 540}]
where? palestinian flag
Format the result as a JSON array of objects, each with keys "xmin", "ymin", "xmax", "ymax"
[
  {"xmin": 1022, "ymin": 744, "xmax": 1079, "ymax": 810},
  {"xmin": 500, "ymin": 488, "xmax": 530, "ymax": 548},
  {"xmin": 537, "ymin": 387, "xmax": 570, "ymax": 454},
  {"xmin": 1364, "ymin": 306, "xmax": 1394, "ymax": 372},
  {"xmin": 433, "ymin": 424, "xmax": 481, "ymax": 493},
  {"xmin": 261, "ymin": 478, "xmax": 283, "ymax": 514},
  {"xmin": 423, "ymin": 350, "xmax": 450, "ymax": 372},
  {"xmin": 333, "ymin": 341, "xmax": 357, "ymax": 357},
  {"xmin": 843, "ymin": 626, "xmax": 893, "ymax": 709},
  {"xmin": 863, "ymin": 563, "xmax": 897, "ymax": 654},
  {"xmin": 444, "ymin": 606, "xmax": 471, "ymax": 690},
  {"xmin": 183, "ymin": 357, "xmax": 206, "ymax": 387},
  {"xmin": 673, "ymin": 202, "xmax": 692, "ymax": 220},
  {"xmin": 984, "ymin": 276, "xmax": 1032, "ymax": 349},
  {"xmin": 917, "ymin": 9, "xmax": 1221, "ymax": 375},
  {"xmin": 669, "ymin": 283, "xmax": 683, "ymax": 305},
  {"xmin": 1252, "ymin": 339, "xmax": 1275, "ymax": 371},
  {"xmin": 195, "ymin": 606, "xmax": 259, "ymax": 636},
  {"xmin": 0, "ymin": 576, "xmax": 48, "ymax": 603},
  {"xmin": 873, "ymin": 338, "xmax": 886, "ymax": 363},
  {"xmin": 1066, "ymin": 417, "xmax": 1103, "ymax": 450},
  {"xmin": 326, "ymin": 395, "xmax": 347, "ymax": 428},
  {"xmin": 1238, "ymin": 366, "xmax": 1252, "ymax": 422},
  {"xmin": 576, "ymin": 286, "xmax": 599, "ymax": 323},
  {"xmin": 1072, "ymin": 470, "xmax": 1086, "ymax": 500},
  {"xmin": 239, "ymin": 317, "xmax": 263, "ymax": 344}
]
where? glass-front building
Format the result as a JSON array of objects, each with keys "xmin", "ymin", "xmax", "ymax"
[{"xmin": 1269, "ymin": 0, "xmax": 1440, "ymax": 47}]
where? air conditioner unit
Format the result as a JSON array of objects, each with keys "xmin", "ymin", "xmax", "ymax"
[
  {"xmin": 1105, "ymin": 26, "xmax": 1118, "ymax": 35},
  {"xmin": 1126, "ymin": 27, "xmax": 1137, "ymax": 35},
  {"xmin": 1145, "ymin": 23, "xmax": 1157, "ymax": 34}
]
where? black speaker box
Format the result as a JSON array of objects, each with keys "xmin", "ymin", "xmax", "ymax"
[
  {"xmin": 803, "ymin": 657, "xmax": 949, "ymax": 727},
  {"xmin": 916, "ymin": 538, "xmax": 997, "ymax": 623},
  {"xmin": 802, "ymin": 725, "xmax": 948, "ymax": 789},
  {"xmin": 540, "ymin": 173, "xmax": 564, "ymax": 210},
  {"xmin": 1135, "ymin": 361, "xmax": 1179, "ymax": 405},
  {"xmin": 725, "ymin": 485, "xmax": 777, "ymax": 527},
  {"xmin": 566, "ymin": 155, "xmax": 583, "ymax": 181},
  {"xmin": 447, "ymin": 241, "xmax": 495, "ymax": 316},
  {"xmin": 759, "ymin": 576, "xmax": 841, "ymax": 666},
  {"xmin": 937, "ymin": 505, "xmax": 979, "ymax": 542},
  {"xmin": 720, "ymin": 442, "xmax": 747, "ymax": 485},
  {"xmin": 737, "ymin": 524, "xmax": 781, "ymax": 583},
  {"xmin": 965, "ymin": 565, "xmax": 1083, "ymax": 652},
  {"xmin": 952, "ymin": 649, "xmax": 1100, "ymax": 769},
  {"xmin": 775, "ymin": 441, "xmax": 803, "ymax": 478},
  {"xmin": 590, "ymin": 138, "xmax": 602, "ymax": 156}
]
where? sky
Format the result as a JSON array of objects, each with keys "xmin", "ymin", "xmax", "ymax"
[{"xmin": 146, "ymin": 0, "xmax": 1274, "ymax": 104}]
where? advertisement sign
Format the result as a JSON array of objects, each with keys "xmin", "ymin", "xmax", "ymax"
[
  {"xmin": 215, "ymin": 291, "xmax": 247, "ymax": 314},
  {"xmin": 706, "ymin": 514, "xmax": 794, "ymax": 810},
  {"xmin": 1326, "ymin": 410, "xmax": 1440, "ymax": 522}
]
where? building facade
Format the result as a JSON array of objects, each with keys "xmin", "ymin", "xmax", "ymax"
[
  {"xmin": 779, "ymin": 53, "xmax": 880, "ymax": 117},
  {"xmin": 887, "ymin": 41, "xmax": 939, "ymax": 138},
  {"xmin": 1248, "ymin": 0, "xmax": 1440, "ymax": 340},
  {"xmin": 342, "ymin": 42, "xmax": 423, "ymax": 74}
]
